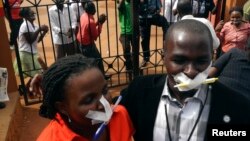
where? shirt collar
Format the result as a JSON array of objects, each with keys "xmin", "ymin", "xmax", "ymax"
[
  {"xmin": 51, "ymin": 4, "xmax": 68, "ymax": 11},
  {"xmin": 181, "ymin": 15, "xmax": 194, "ymax": 20},
  {"xmin": 162, "ymin": 77, "xmax": 208, "ymax": 106}
]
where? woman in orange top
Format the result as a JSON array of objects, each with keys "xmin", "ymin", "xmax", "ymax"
[
  {"xmin": 36, "ymin": 55, "xmax": 134, "ymax": 141},
  {"xmin": 215, "ymin": 6, "xmax": 250, "ymax": 55}
]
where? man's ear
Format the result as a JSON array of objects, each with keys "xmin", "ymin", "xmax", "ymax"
[{"xmin": 55, "ymin": 101, "xmax": 67, "ymax": 115}]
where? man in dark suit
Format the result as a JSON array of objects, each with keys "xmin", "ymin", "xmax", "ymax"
[{"xmin": 120, "ymin": 19, "xmax": 250, "ymax": 141}]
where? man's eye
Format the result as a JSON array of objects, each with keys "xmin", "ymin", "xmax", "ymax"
[
  {"xmin": 196, "ymin": 60, "xmax": 210, "ymax": 65},
  {"xmin": 173, "ymin": 59, "xmax": 186, "ymax": 65}
]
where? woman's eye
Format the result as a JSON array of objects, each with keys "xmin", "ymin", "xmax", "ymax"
[
  {"xmin": 102, "ymin": 87, "xmax": 109, "ymax": 95},
  {"xmin": 83, "ymin": 96, "xmax": 95, "ymax": 105}
]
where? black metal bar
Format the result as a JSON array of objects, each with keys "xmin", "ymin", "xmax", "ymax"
[{"xmin": 131, "ymin": 0, "xmax": 140, "ymax": 77}]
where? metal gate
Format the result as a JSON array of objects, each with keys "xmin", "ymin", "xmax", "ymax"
[{"xmin": 4, "ymin": 0, "xmax": 167, "ymax": 105}]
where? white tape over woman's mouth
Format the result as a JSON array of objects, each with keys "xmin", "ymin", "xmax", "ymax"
[{"xmin": 85, "ymin": 95, "xmax": 113, "ymax": 125}]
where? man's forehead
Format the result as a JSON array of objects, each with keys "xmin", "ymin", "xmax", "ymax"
[{"xmin": 167, "ymin": 30, "xmax": 211, "ymax": 49}]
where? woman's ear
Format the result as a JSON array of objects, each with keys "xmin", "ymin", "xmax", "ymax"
[{"xmin": 55, "ymin": 101, "xmax": 67, "ymax": 115}]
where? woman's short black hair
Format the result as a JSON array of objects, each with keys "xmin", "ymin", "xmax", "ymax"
[{"xmin": 39, "ymin": 55, "xmax": 98, "ymax": 119}]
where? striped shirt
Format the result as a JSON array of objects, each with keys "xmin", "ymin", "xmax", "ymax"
[{"xmin": 153, "ymin": 78, "xmax": 211, "ymax": 141}]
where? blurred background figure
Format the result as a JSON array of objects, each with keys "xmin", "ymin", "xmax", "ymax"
[
  {"xmin": 49, "ymin": 0, "xmax": 77, "ymax": 59},
  {"xmin": 77, "ymin": 1, "xmax": 108, "ymax": 78},
  {"xmin": 215, "ymin": 6, "xmax": 250, "ymax": 57},
  {"xmin": 172, "ymin": 0, "xmax": 216, "ymax": 19},
  {"xmin": 117, "ymin": 0, "xmax": 133, "ymax": 71},
  {"xmin": 13, "ymin": 7, "xmax": 48, "ymax": 98},
  {"xmin": 3, "ymin": 0, "xmax": 23, "ymax": 50},
  {"xmin": 163, "ymin": 0, "xmax": 177, "ymax": 24},
  {"xmin": 138, "ymin": 0, "xmax": 169, "ymax": 67},
  {"xmin": 243, "ymin": 0, "xmax": 250, "ymax": 22}
]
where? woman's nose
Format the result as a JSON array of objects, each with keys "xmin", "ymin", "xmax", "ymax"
[
  {"xmin": 183, "ymin": 64, "xmax": 199, "ymax": 79},
  {"xmin": 96, "ymin": 100, "xmax": 105, "ymax": 111}
]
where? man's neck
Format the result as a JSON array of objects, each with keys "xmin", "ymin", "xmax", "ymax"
[{"xmin": 167, "ymin": 80, "xmax": 197, "ymax": 104}]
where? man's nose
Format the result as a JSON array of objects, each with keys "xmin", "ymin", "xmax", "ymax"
[{"xmin": 183, "ymin": 63, "xmax": 199, "ymax": 79}]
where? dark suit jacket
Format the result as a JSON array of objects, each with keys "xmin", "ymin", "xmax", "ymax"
[{"xmin": 120, "ymin": 74, "xmax": 250, "ymax": 141}]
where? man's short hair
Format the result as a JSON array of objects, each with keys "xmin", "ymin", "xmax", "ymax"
[{"xmin": 164, "ymin": 19, "xmax": 213, "ymax": 51}]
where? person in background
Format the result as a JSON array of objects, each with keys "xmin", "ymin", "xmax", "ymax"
[
  {"xmin": 138, "ymin": 0, "xmax": 169, "ymax": 67},
  {"xmin": 176, "ymin": 0, "xmax": 220, "ymax": 50},
  {"xmin": 117, "ymin": 0, "xmax": 133, "ymax": 71},
  {"xmin": 243, "ymin": 0, "xmax": 250, "ymax": 22},
  {"xmin": 77, "ymin": 1, "xmax": 107, "ymax": 76},
  {"xmin": 120, "ymin": 19, "xmax": 250, "ymax": 141},
  {"xmin": 70, "ymin": 0, "xmax": 84, "ymax": 21},
  {"xmin": 163, "ymin": 0, "xmax": 177, "ymax": 24},
  {"xmin": 36, "ymin": 54, "xmax": 134, "ymax": 141},
  {"xmin": 13, "ymin": 7, "xmax": 48, "ymax": 98},
  {"xmin": 49, "ymin": 0, "xmax": 77, "ymax": 59},
  {"xmin": 209, "ymin": 37, "xmax": 250, "ymax": 100},
  {"xmin": 215, "ymin": 6, "xmax": 250, "ymax": 56},
  {"xmin": 173, "ymin": 0, "xmax": 216, "ymax": 19},
  {"xmin": 3, "ymin": 0, "xmax": 23, "ymax": 50}
]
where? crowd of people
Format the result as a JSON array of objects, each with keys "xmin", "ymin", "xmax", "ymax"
[{"xmin": 2, "ymin": 0, "xmax": 250, "ymax": 140}]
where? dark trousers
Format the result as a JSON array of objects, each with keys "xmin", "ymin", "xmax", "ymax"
[
  {"xmin": 79, "ymin": 43, "xmax": 105, "ymax": 74},
  {"xmin": 139, "ymin": 14, "xmax": 169, "ymax": 61},
  {"xmin": 119, "ymin": 34, "xmax": 133, "ymax": 70},
  {"xmin": 9, "ymin": 18, "xmax": 23, "ymax": 46},
  {"xmin": 55, "ymin": 42, "xmax": 76, "ymax": 60}
]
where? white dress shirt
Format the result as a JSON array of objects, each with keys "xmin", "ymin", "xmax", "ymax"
[
  {"xmin": 49, "ymin": 5, "xmax": 77, "ymax": 45},
  {"xmin": 153, "ymin": 78, "xmax": 211, "ymax": 141}
]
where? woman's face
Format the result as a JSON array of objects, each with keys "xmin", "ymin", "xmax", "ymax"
[
  {"xmin": 230, "ymin": 11, "xmax": 242, "ymax": 26},
  {"xmin": 60, "ymin": 68, "xmax": 108, "ymax": 128}
]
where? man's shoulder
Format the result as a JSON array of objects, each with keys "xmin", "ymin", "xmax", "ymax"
[
  {"xmin": 49, "ymin": 5, "xmax": 57, "ymax": 12},
  {"xmin": 211, "ymin": 81, "xmax": 250, "ymax": 102},
  {"xmin": 133, "ymin": 74, "xmax": 166, "ymax": 85}
]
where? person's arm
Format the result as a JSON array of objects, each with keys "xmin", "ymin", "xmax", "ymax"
[
  {"xmin": 208, "ymin": 67, "xmax": 218, "ymax": 78},
  {"xmin": 38, "ymin": 25, "xmax": 49, "ymax": 42},
  {"xmin": 23, "ymin": 25, "xmax": 48, "ymax": 44},
  {"xmin": 209, "ymin": 0, "xmax": 216, "ymax": 15},
  {"xmin": 209, "ymin": 50, "xmax": 232, "ymax": 77},
  {"xmin": 172, "ymin": 0, "xmax": 178, "ymax": 16},
  {"xmin": 215, "ymin": 20, "xmax": 225, "ymax": 42},
  {"xmin": 29, "ymin": 73, "xmax": 43, "ymax": 96},
  {"xmin": 91, "ymin": 14, "xmax": 106, "ymax": 40}
]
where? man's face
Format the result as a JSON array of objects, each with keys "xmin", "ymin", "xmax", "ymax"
[{"xmin": 164, "ymin": 30, "xmax": 212, "ymax": 92}]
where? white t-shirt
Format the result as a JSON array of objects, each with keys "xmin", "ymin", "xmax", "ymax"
[{"xmin": 18, "ymin": 20, "xmax": 39, "ymax": 54}]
